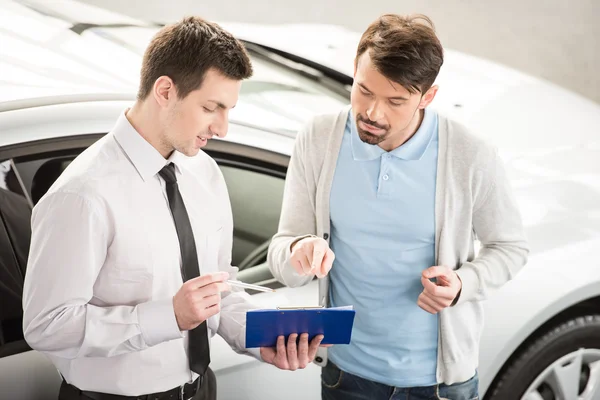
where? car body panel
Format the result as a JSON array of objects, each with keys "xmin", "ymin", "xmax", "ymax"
[
  {"xmin": 0, "ymin": 98, "xmax": 296, "ymax": 158},
  {"xmin": 478, "ymin": 237, "xmax": 600, "ymax": 391},
  {"xmin": 0, "ymin": 349, "xmax": 61, "ymax": 400}
]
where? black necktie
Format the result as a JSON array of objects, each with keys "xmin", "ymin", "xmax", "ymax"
[{"xmin": 159, "ymin": 163, "xmax": 210, "ymax": 376}]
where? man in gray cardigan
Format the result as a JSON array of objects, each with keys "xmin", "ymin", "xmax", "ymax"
[{"xmin": 267, "ymin": 13, "xmax": 529, "ymax": 400}]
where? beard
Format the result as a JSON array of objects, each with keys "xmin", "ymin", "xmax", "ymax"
[{"xmin": 356, "ymin": 114, "xmax": 390, "ymax": 145}]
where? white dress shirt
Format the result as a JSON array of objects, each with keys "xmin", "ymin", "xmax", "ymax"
[{"xmin": 22, "ymin": 111, "xmax": 261, "ymax": 396}]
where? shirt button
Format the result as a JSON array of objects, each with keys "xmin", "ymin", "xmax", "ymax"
[
  {"xmin": 323, "ymin": 233, "xmax": 329, "ymax": 240},
  {"xmin": 382, "ymin": 174, "xmax": 389, "ymax": 181}
]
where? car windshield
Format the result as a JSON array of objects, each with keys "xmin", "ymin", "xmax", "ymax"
[
  {"xmin": 88, "ymin": 27, "xmax": 349, "ymax": 134},
  {"xmin": 0, "ymin": 2, "xmax": 348, "ymax": 135}
]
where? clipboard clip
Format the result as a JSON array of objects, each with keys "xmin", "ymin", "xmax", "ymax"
[{"xmin": 276, "ymin": 306, "xmax": 325, "ymax": 310}]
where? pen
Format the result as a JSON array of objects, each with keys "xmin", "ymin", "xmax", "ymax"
[{"xmin": 226, "ymin": 279, "xmax": 276, "ymax": 293}]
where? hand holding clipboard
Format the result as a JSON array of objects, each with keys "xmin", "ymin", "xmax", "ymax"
[{"xmin": 246, "ymin": 305, "xmax": 356, "ymax": 348}]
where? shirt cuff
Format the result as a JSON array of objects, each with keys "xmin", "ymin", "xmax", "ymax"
[
  {"xmin": 137, "ymin": 298, "xmax": 184, "ymax": 347},
  {"xmin": 247, "ymin": 347, "xmax": 263, "ymax": 361}
]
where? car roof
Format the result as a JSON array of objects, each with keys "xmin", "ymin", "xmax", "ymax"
[{"xmin": 0, "ymin": 95, "xmax": 296, "ymax": 157}]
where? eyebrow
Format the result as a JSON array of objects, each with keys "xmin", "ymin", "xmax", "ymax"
[
  {"xmin": 207, "ymin": 100, "xmax": 236, "ymax": 109},
  {"xmin": 358, "ymin": 83, "xmax": 409, "ymax": 101}
]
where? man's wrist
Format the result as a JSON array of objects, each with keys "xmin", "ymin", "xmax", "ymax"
[
  {"xmin": 290, "ymin": 238, "xmax": 303, "ymax": 252},
  {"xmin": 289, "ymin": 234, "xmax": 317, "ymax": 252}
]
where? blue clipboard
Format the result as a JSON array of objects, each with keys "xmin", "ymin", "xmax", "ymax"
[{"xmin": 245, "ymin": 307, "xmax": 356, "ymax": 348}]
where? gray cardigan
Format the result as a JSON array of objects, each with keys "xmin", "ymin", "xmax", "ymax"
[{"xmin": 267, "ymin": 106, "xmax": 529, "ymax": 385}]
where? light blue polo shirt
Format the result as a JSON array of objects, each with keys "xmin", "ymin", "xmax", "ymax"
[{"xmin": 328, "ymin": 108, "xmax": 439, "ymax": 387}]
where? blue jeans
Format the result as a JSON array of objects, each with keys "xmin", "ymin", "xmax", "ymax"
[{"xmin": 321, "ymin": 361, "xmax": 479, "ymax": 400}]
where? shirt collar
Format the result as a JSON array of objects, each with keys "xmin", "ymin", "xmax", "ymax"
[
  {"xmin": 113, "ymin": 110, "xmax": 184, "ymax": 181},
  {"xmin": 350, "ymin": 107, "xmax": 437, "ymax": 161}
]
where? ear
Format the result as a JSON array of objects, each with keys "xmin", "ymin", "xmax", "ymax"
[
  {"xmin": 152, "ymin": 76, "xmax": 177, "ymax": 108},
  {"xmin": 418, "ymin": 85, "xmax": 439, "ymax": 109}
]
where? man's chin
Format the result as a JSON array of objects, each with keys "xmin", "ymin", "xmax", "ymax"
[
  {"xmin": 358, "ymin": 130, "xmax": 385, "ymax": 145},
  {"xmin": 176, "ymin": 146, "xmax": 201, "ymax": 157}
]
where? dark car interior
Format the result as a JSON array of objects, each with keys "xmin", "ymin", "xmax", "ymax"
[
  {"xmin": 0, "ymin": 183, "xmax": 31, "ymax": 357},
  {"xmin": 30, "ymin": 158, "xmax": 71, "ymax": 205}
]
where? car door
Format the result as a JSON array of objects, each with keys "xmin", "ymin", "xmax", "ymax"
[{"xmin": 0, "ymin": 130, "xmax": 320, "ymax": 400}]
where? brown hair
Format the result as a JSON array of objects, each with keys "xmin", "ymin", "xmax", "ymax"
[
  {"xmin": 356, "ymin": 14, "xmax": 444, "ymax": 94},
  {"xmin": 137, "ymin": 16, "xmax": 253, "ymax": 100}
]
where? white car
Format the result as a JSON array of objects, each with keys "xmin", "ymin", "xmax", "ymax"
[{"xmin": 1, "ymin": 1, "xmax": 600, "ymax": 399}]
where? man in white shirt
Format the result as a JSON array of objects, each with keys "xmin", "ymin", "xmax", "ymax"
[{"xmin": 22, "ymin": 17, "xmax": 323, "ymax": 400}]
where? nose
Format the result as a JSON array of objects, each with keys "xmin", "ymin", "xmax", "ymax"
[
  {"xmin": 366, "ymin": 100, "xmax": 384, "ymax": 122},
  {"xmin": 210, "ymin": 112, "xmax": 229, "ymax": 138}
]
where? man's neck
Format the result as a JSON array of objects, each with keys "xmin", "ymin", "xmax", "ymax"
[{"xmin": 126, "ymin": 103, "xmax": 171, "ymax": 159}]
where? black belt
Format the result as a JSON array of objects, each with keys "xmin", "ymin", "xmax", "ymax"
[{"xmin": 61, "ymin": 375, "xmax": 202, "ymax": 400}]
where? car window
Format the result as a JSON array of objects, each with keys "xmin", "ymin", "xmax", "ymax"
[
  {"xmin": 231, "ymin": 56, "xmax": 348, "ymax": 134},
  {"xmin": 12, "ymin": 150, "xmax": 286, "ymax": 272},
  {"xmin": 219, "ymin": 165, "xmax": 284, "ymax": 269},
  {"xmin": 8, "ymin": 144, "xmax": 287, "ymax": 272},
  {"xmin": 12, "ymin": 157, "xmax": 73, "ymax": 206}
]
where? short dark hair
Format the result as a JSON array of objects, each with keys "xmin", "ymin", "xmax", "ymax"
[
  {"xmin": 356, "ymin": 14, "xmax": 444, "ymax": 94},
  {"xmin": 137, "ymin": 16, "xmax": 253, "ymax": 100}
]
